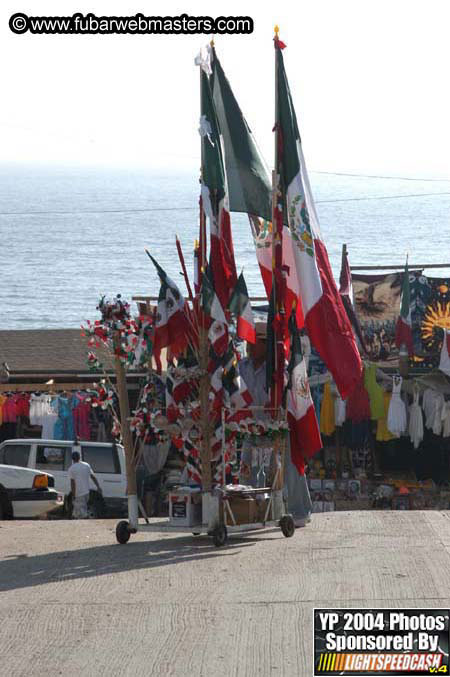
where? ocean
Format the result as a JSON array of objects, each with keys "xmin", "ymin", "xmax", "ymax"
[{"xmin": 1, "ymin": 164, "xmax": 449, "ymax": 330}]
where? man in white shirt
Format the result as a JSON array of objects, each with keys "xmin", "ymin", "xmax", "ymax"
[{"xmin": 68, "ymin": 451, "xmax": 102, "ymax": 518}]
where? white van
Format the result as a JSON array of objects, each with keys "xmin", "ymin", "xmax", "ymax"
[{"xmin": 0, "ymin": 439, "xmax": 127, "ymax": 517}]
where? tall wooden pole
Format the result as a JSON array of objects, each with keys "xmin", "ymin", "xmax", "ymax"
[
  {"xmin": 113, "ymin": 332, "xmax": 138, "ymax": 528},
  {"xmin": 198, "ymin": 59, "xmax": 213, "ymax": 496},
  {"xmin": 272, "ymin": 26, "xmax": 286, "ymax": 494}
]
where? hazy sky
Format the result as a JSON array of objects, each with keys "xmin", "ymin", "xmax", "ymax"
[{"xmin": 2, "ymin": 0, "xmax": 450, "ymax": 177}]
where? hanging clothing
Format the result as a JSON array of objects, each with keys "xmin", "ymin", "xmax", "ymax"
[
  {"xmin": 364, "ymin": 363, "xmax": 385, "ymax": 420},
  {"xmin": 408, "ymin": 390, "xmax": 424, "ymax": 449},
  {"xmin": 2, "ymin": 395, "xmax": 18, "ymax": 423},
  {"xmin": 387, "ymin": 376, "xmax": 407, "ymax": 437},
  {"xmin": 423, "ymin": 388, "xmax": 445, "ymax": 435},
  {"xmin": 29, "ymin": 394, "xmax": 52, "ymax": 426},
  {"xmin": 41, "ymin": 398, "xmax": 58, "ymax": 440},
  {"xmin": 346, "ymin": 372, "xmax": 371, "ymax": 423},
  {"xmin": 320, "ymin": 382, "xmax": 335, "ymax": 436},
  {"xmin": 0, "ymin": 394, "xmax": 7, "ymax": 425},
  {"xmin": 72, "ymin": 393, "xmax": 91, "ymax": 440},
  {"xmin": 15, "ymin": 394, "xmax": 30, "ymax": 419},
  {"xmin": 41, "ymin": 411, "xmax": 58, "ymax": 440},
  {"xmin": 334, "ymin": 395, "xmax": 346, "ymax": 427},
  {"xmin": 53, "ymin": 396, "xmax": 74, "ymax": 440}
]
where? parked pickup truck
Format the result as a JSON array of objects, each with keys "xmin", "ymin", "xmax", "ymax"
[
  {"xmin": 0, "ymin": 464, "xmax": 61, "ymax": 519},
  {"xmin": 0, "ymin": 439, "xmax": 127, "ymax": 518}
]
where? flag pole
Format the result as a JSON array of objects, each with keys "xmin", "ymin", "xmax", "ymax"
[
  {"xmin": 198, "ymin": 56, "xmax": 213, "ymax": 497},
  {"xmin": 272, "ymin": 24, "xmax": 280, "ymax": 415},
  {"xmin": 113, "ymin": 331, "xmax": 139, "ymax": 530},
  {"xmin": 271, "ymin": 25, "xmax": 286, "ymax": 495},
  {"xmin": 175, "ymin": 235, "xmax": 194, "ymax": 302}
]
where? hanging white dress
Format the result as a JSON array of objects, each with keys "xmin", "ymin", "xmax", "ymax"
[
  {"xmin": 408, "ymin": 390, "xmax": 424, "ymax": 449},
  {"xmin": 29, "ymin": 394, "xmax": 52, "ymax": 426},
  {"xmin": 422, "ymin": 389, "xmax": 436, "ymax": 429},
  {"xmin": 387, "ymin": 375, "xmax": 407, "ymax": 437},
  {"xmin": 422, "ymin": 388, "xmax": 444, "ymax": 434},
  {"xmin": 334, "ymin": 395, "xmax": 347, "ymax": 427}
]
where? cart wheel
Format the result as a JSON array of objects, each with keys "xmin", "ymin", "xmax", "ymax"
[
  {"xmin": 280, "ymin": 514, "xmax": 295, "ymax": 538},
  {"xmin": 212, "ymin": 525, "xmax": 228, "ymax": 547},
  {"xmin": 116, "ymin": 520, "xmax": 131, "ymax": 544}
]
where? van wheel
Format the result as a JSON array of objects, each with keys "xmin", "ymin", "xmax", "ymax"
[
  {"xmin": 280, "ymin": 514, "xmax": 295, "ymax": 538},
  {"xmin": 116, "ymin": 520, "xmax": 131, "ymax": 544},
  {"xmin": 212, "ymin": 525, "xmax": 228, "ymax": 547}
]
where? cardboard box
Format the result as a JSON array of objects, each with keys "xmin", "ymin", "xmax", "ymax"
[{"xmin": 227, "ymin": 496, "xmax": 257, "ymax": 525}]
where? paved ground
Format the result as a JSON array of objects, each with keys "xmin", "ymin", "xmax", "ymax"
[{"xmin": 1, "ymin": 511, "xmax": 450, "ymax": 676}]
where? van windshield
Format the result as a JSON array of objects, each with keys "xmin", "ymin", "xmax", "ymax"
[{"xmin": 81, "ymin": 445, "xmax": 121, "ymax": 474}]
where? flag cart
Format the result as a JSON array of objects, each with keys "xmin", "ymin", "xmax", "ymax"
[
  {"xmin": 114, "ymin": 28, "xmax": 303, "ymax": 546},
  {"xmin": 115, "ymin": 405, "xmax": 295, "ymax": 547},
  {"xmin": 114, "ymin": 328, "xmax": 296, "ymax": 547},
  {"xmin": 213, "ymin": 405, "xmax": 295, "ymax": 546}
]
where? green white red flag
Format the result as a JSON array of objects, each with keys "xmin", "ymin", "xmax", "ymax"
[
  {"xmin": 286, "ymin": 309, "xmax": 322, "ymax": 474},
  {"xmin": 210, "ymin": 45, "xmax": 303, "ymax": 327},
  {"xmin": 228, "ymin": 272, "xmax": 256, "ymax": 343},
  {"xmin": 274, "ymin": 39, "xmax": 362, "ymax": 399},
  {"xmin": 395, "ymin": 258, "xmax": 414, "ymax": 356},
  {"xmin": 197, "ymin": 53, "xmax": 237, "ymax": 308},
  {"xmin": 146, "ymin": 251, "xmax": 190, "ymax": 357},
  {"xmin": 222, "ymin": 341, "xmax": 253, "ymax": 412},
  {"xmin": 200, "ymin": 266, "xmax": 228, "ymax": 356}
]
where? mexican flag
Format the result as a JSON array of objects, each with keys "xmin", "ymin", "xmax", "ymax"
[
  {"xmin": 210, "ymin": 46, "xmax": 272, "ymax": 222},
  {"xmin": 200, "ymin": 266, "xmax": 228, "ymax": 356},
  {"xmin": 221, "ymin": 342, "xmax": 253, "ymax": 413},
  {"xmin": 228, "ymin": 272, "xmax": 256, "ymax": 343},
  {"xmin": 395, "ymin": 259, "xmax": 414, "ymax": 356},
  {"xmin": 275, "ymin": 41, "xmax": 362, "ymax": 399},
  {"xmin": 211, "ymin": 46, "xmax": 302, "ymax": 325},
  {"xmin": 286, "ymin": 310, "xmax": 322, "ymax": 474},
  {"xmin": 199, "ymin": 65, "xmax": 237, "ymax": 308},
  {"xmin": 249, "ymin": 216, "xmax": 304, "ymax": 327},
  {"xmin": 146, "ymin": 251, "xmax": 189, "ymax": 357}
]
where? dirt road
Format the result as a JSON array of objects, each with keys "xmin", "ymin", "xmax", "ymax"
[{"xmin": 1, "ymin": 511, "xmax": 449, "ymax": 676}]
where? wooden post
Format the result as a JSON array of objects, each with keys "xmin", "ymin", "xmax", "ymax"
[
  {"xmin": 113, "ymin": 332, "xmax": 138, "ymax": 528},
  {"xmin": 270, "ymin": 28, "xmax": 287, "ymax": 512},
  {"xmin": 198, "ymin": 325, "xmax": 212, "ymax": 492}
]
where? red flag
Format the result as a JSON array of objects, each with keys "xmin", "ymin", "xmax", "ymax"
[
  {"xmin": 286, "ymin": 312, "xmax": 322, "ymax": 474},
  {"xmin": 274, "ymin": 42, "xmax": 362, "ymax": 399}
]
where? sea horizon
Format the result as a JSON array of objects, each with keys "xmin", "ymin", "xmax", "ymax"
[{"xmin": 2, "ymin": 162, "xmax": 449, "ymax": 330}]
